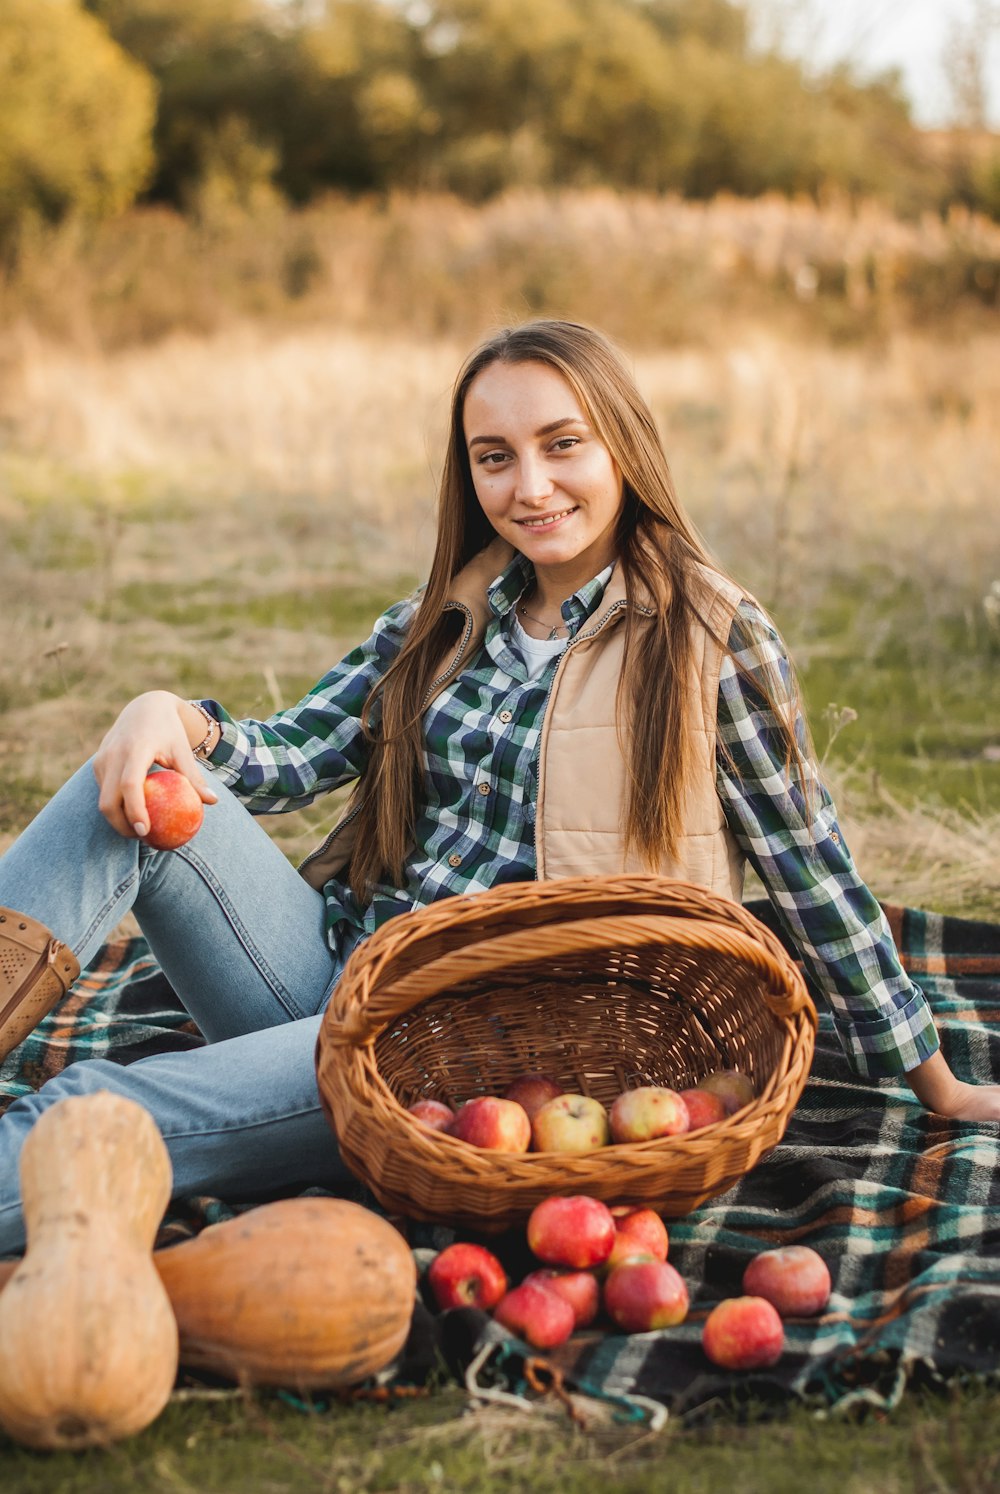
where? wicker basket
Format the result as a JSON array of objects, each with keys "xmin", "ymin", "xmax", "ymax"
[{"xmin": 315, "ymin": 876, "xmax": 816, "ymax": 1233}]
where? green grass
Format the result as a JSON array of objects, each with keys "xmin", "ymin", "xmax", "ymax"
[
  {"xmin": 796, "ymin": 573, "xmax": 1000, "ymax": 816},
  {"xmin": 2, "ymin": 1381, "xmax": 999, "ymax": 1493}
]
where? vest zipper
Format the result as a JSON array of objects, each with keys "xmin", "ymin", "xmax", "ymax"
[
  {"xmin": 297, "ymin": 797, "xmax": 365, "ymax": 877},
  {"xmin": 0, "ymin": 937, "xmax": 65, "ymax": 1025},
  {"xmin": 531, "ymin": 598, "xmax": 630, "ymax": 881},
  {"xmin": 421, "ymin": 602, "xmax": 475, "ymax": 708}
]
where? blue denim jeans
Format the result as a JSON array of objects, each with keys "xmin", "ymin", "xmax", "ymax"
[{"xmin": 0, "ymin": 761, "xmax": 355, "ymax": 1254}]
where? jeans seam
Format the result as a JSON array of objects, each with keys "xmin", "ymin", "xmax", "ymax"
[
  {"xmin": 168, "ymin": 845, "xmax": 313, "ymax": 1022},
  {"xmin": 76, "ymin": 871, "xmax": 139, "ymax": 962}
]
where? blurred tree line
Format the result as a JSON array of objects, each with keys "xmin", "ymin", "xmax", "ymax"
[{"xmin": 2, "ymin": 0, "xmax": 999, "ymax": 243}]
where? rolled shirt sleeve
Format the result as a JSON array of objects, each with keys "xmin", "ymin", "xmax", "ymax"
[
  {"xmin": 195, "ymin": 596, "xmax": 417, "ymax": 812},
  {"xmin": 716, "ymin": 599, "xmax": 940, "ymax": 1081}
]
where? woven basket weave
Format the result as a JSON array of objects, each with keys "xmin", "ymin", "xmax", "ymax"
[{"xmin": 315, "ymin": 875, "xmax": 816, "ymax": 1233}]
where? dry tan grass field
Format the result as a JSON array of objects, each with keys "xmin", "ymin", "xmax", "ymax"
[{"xmin": 2, "ymin": 316, "xmax": 999, "ymax": 914}]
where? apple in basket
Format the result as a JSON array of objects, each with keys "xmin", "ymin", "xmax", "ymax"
[
  {"xmin": 742, "ymin": 1246, "xmax": 831, "ymax": 1317},
  {"xmin": 696, "ymin": 1069, "xmax": 756, "ymax": 1115},
  {"xmin": 678, "ymin": 1087, "xmax": 728, "ymax": 1131},
  {"xmin": 603, "ymin": 1259, "xmax": 689, "ymax": 1333},
  {"xmin": 702, "ymin": 1296, "xmax": 784, "ymax": 1370},
  {"xmin": 605, "ymin": 1206, "xmax": 670, "ymax": 1271},
  {"xmin": 608, "ymin": 1086, "xmax": 690, "ymax": 1143},
  {"xmin": 427, "ymin": 1242, "xmax": 508, "ymax": 1311},
  {"xmin": 530, "ymin": 1094, "xmax": 610, "ymax": 1153},
  {"xmin": 406, "ymin": 1099, "xmax": 455, "ymax": 1132},
  {"xmin": 503, "ymin": 1072, "xmax": 564, "ymax": 1120},
  {"xmin": 522, "ymin": 1268, "xmax": 601, "ymax": 1329},
  {"xmin": 527, "ymin": 1196, "xmax": 616, "ymax": 1269},
  {"xmin": 142, "ymin": 770, "xmax": 204, "ymax": 851},
  {"xmin": 447, "ymin": 1096, "xmax": 531, "ymax": 1152}
]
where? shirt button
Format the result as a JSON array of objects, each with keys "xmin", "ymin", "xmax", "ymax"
[
  {"xmin": 498, "ymin": 710, "xmax": 513, "ymax": 724},
  {"xmin": 448, "ymin": 854, "xmax": 462, "ymax": 868},
  {"xmin": 830, "ymin": 831, "xmax": 841, "ymax": 845},
  {"xmin": 477, "ymin": 782, "xmax": 491, "ymax": 796}
]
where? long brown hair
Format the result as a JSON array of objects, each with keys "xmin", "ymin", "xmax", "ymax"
[{"xmin": 347, "ymin": 320, "xmax": 813, "ymax": 899}]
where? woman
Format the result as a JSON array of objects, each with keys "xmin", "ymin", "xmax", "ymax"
[{"xmin": 0, "ymin": 320, "xmax": 995, "ymax": 1255}]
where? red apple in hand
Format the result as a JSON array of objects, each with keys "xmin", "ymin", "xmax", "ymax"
[
  {"xmin": 142, "ymin": 770, "xmax": 204, "ymax": 850},
  {"xmin": 527, "ymin": 1195, "xmax": 616, "ymax": 1269},
  {"xmin": 606, "ymin": 1206, "xmax": 669, "ymax": 1270},
  {"xmin": 702, "ymin": 1296, "xmax": 784, "ymax": 1369},
  {"xmin": 503, "ymin": 1073, "xmax": 564, "ymax": 1120},
  {"xmin": 447, "ymin": 1097, "xmax": 531, "ymax": 1152},
  {"xmin": 531, "ymin": 1094, "xmax": 610, "ymax": 1153},
  {"xmin": 522, "ymin": 1268, "xmax": 600, "ymax": 1329},
  {"xmin": 609, "ymin": 1086, "xmax": 690, "ymax": 1143},
  {"xmin": 494, "ymin": 1281, "xmax": 575, "ymax": 1349},
  {"xmin": 742, "ymin": 1246, "xmax": 831, "ymax": 1317},
  {"xmin": 407, "ymin": 1099, "xmax": 455, "ymax": 1132},
  {"xmin": 427, "ymin": 1242, "xmax": 508, "ymax": 1311},
  {"xmin": 603, "ymin": 1259, "xmax": 689, "ymax": 1332}
]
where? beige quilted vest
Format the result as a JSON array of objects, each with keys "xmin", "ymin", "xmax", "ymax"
[{"xmin": 298, "ymin": 537, "xmax": 747, "ymax": 901}]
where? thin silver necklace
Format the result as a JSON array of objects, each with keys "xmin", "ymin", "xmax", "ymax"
[{"xmin": 517, "ymin": 600, "xmax": 568, "ymax": 640}]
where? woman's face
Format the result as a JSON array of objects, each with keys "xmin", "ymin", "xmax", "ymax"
[{"xmin": 462, "ymin": 359, "xmax": 623, "ymax": 594}]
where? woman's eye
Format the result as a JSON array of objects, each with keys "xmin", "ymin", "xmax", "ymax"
[
  {"xmin": 551, "ymin": 437, "xmax": 579, "ymax": 452},
  {"xmin": 479, "ymin": 451, "xmax": 509, "ymax": 466}
]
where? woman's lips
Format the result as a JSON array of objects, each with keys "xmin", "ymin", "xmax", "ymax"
[{"xmin": 515, "ymin": 507, "xmax": 578, "ymax": 530}]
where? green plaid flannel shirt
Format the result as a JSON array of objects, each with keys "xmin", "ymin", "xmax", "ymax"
[{"xmin": 202, "ymin": 554, "xmax": 938, "ymax": 1081}]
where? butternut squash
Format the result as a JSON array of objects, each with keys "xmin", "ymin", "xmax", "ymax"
[
  {"xmin": 154, "ymin": 1197, "xmax": 417, "ymax": 1388},
  {"xmin": 0, "ymin": 1091, "xmax": 178, "ymax": 1450}
]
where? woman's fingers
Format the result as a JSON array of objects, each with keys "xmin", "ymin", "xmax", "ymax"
[{"xmin": 94, "ymin": 694, "xmax": 220, "ymax": 839}]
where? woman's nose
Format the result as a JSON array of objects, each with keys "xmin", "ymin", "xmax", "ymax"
[{"xmin": 514, "ymin": 451, "xmax": 554, "ymax": 502}]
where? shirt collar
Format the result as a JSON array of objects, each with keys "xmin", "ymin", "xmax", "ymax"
[{"xmin": 486, "ymin": 553, "xmax": 616, "ymax": 632}]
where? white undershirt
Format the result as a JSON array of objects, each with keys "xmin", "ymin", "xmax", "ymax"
[{"xmin": 510, "ymin": 612, "xmax": 569, "ymax": 682}]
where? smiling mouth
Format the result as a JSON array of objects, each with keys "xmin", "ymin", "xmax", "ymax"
[{"xmin": 516, "ymin": 507, "xmax": 577, "ymax": 529}]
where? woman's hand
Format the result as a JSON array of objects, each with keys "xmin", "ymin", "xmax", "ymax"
[
  {"xmin": 92, "ymin": 691, "xmax": 219, "ymax": 840},
  {"xmin": 906, "ymin": 1050, "xmax": 1000, "ymax": 1122}
]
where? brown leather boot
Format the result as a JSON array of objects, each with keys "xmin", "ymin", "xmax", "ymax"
[{"xmin": 0, "ymin": 909, "xmax": 80, "ymax": 1063}]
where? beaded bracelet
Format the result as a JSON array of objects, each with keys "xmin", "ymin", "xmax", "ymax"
[{"xmin": 188, "ymin": 700, "xmax": 218, "ymax": 760}]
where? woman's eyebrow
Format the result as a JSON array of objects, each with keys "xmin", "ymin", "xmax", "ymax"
[{"xmin": 468, "ymin": 417, "xmax": 585, "ymax": 448}]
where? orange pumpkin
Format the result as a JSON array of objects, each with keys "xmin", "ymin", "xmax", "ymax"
[{"xmin": 154, "ymin": 1197, "xmax": 417, "ymax": 1388}]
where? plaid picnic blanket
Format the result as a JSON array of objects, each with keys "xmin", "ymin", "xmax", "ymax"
[{"xmin": 3, "ymin": 901, "xmax": 999, "ymax": 1419}]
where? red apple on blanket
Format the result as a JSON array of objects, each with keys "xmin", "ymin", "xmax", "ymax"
[
  {"xmin": 608, "ymin": 1086, "xmax": 690, "ymax": 1143},
  {"xmin": 142, "ymin": 770, "xmax": 204, "ymax": 851},
  {"xmin": 406, "ymin": 1099, "xmax": 455, "ymax": 1132},
  {"xmin": 606, "ymin": 1206, "xmax": 669, "ymax": 1270},
  {"xmin": 522, "ymin": 1268, "xmax": 601, "ymax": 1329},
  {"xmin": 531, "ymin": 1094, "xmax": 610, "ymax": 1153},
  {"xmin": 527, "ymin": 1195, "xmax": 616, "ymax": 1269},
  {"xmin": 427, "ymin": 1243, "xmax": 508, "ymax": 1311},
  {"xmin": 603, "ymin": 1259, "xmax": 689, "ymax": 1332},
  {"xmin": 702, "ymin": 1296, "xmax": 784, "ymax": 1370},
  {"xmin": 503, "ymin": 1073, "xmax": 564, "ymax": 1120},
  {"xmin": 447, "ymin": 1097, "xmax": 531, "ymax": 1152},
  {"xmin": 678, "ymin": 1088, "xmax": 728, "ymax": 1131},
  {"xmin": 742, "ymin": 1246, "xmax": 831, "ymax": 1318},
  {"xmin": 696, "ymin": 1069, "xmax": 756, "ymax": 1115},
  {"xmin": 494, "ymin": 1280, "xmax": 575, "ymax": 1349}
]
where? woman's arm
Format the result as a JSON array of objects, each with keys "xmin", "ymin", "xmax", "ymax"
[
  {"xmin": 92, "ymin": 595, "xmax": 418, "ymax": 837},
  {"xmin": 715, "ymin": 600, "xmax": 1000, "ymax": 1121}
]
